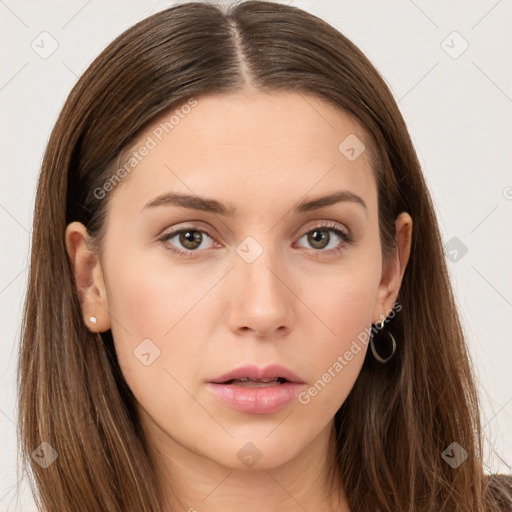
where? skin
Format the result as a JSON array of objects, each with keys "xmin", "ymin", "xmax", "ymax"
[{"xmin": 65, "ymin": 89, "xmax": 412, "ymax": 512}]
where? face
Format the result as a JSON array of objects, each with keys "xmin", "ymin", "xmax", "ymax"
[{"xmin": 67, "ymin": 89, "xmax": 410, "ymax": 472}]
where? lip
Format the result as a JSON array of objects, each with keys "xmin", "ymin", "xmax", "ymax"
[
  {"xmin": 206, "ymin": 364, "xmax": 306, "ymax": 415},
  {"xmin": 206, "ymin": 382, "xmax": 305, "ymax": 414},
  {"xmin": 208, "ymin": 364, "xmax": 305, "ymax": 385}
]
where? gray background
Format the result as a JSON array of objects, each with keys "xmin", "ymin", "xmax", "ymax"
[{"xmin": 1, "ymin": 0, "xmax": 511, "ymax": 509}]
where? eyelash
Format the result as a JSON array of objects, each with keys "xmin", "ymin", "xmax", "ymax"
[{"xmin": 158, "ymin": 222, "xmax": 353, "ymax": 259}]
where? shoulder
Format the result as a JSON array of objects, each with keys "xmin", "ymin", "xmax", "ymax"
[{"xmin": 484, "ymin": 473, "xmax": 512, "ymax": 511}]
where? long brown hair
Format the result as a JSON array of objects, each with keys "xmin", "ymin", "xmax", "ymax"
[{"xmin": 17, "ymin": 1, "xmax": 511, "ymax": 511}]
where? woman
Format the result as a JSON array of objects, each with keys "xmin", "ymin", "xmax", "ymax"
[{"xmin": 17, "ymin": 1, "xmax": 512, "ymax": 511}]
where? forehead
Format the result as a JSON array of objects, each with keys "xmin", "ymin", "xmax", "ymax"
[{"xmin": 105, "ymin": 90, "xmax": 377, "ymax": 219}]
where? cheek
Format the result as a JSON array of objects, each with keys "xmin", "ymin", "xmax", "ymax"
[
  {"xmin": 103, "ymin": 248, "xmax": 206, "ymax": 376},
  {"xmin": 296, "ymin": 285, "xmax": 372, "ymax": 418},
  {"xmin": 104, "ymin": 257, "xmax": 210, "ymax": 430},
  {"xmin": 306, "ymin": 250, "xmax": 381, "ymax": 344},
  {"xmin": 298, "ymin": 253, "xmax": 381, "ymax": 411}
]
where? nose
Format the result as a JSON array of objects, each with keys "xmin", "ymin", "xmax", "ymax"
[{"xmin": 226, "ymin": 243, "xmax": 296, "ymax": 338}]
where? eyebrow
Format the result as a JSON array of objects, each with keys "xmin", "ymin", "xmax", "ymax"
[{"xmin": 141, "ymin": 189, "xmax": 367, "ymax": 216}]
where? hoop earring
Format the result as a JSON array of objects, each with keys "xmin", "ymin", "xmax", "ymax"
[{"xmin": 370, "ymin": 317, "xmax": 396, "ymax": 364}]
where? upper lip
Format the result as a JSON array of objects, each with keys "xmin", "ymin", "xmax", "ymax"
[{"xmin": 208, "ymin": 364, "xmax": 305, "ymax": 384}]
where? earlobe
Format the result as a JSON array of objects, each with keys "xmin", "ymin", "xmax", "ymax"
[{"xmin": 65, "ymin": 221, "xmax": 111, "ymax": 332}]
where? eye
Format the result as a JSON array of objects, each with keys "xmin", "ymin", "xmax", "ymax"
[
  {"xmin": 159, "ymin": 226, "xmax": 216, "ymax": 257},
  {"xmin": 158, "ymin": 221, "xmax": 353, "ymax": 258},
  {"xmin": 295, "ymin": 222, "xmax": 352, "ymax": 255}
]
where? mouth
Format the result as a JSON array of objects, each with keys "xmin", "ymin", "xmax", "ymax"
[
  {"xmin": 208, "ymin": 363, "xmax": 305, "ymax": 386},
  {"xmin": 220, "ymin": 377, "xmax": 289, "ymax": 387},
  {"xmin": 206, "ymin": 364, "xmax": 306, "ymax": 414}
]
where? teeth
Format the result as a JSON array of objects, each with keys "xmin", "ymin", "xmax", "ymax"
[
  {"xmin": 230, "ymin": 377, "xmax": 283, "ymax": 387},
  {"xmin": 239, "ymin": 377, "xmax": 278, "ymax": 383}
]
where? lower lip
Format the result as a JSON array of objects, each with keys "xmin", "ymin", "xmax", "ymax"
[{"xmin": 206, "ymin": 382, "xmax": 305, "ymax": 414}]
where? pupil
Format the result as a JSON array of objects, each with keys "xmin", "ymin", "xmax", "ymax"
[
  {"xmin": 181, "ymin": 230, "xmax": 201, "ymax": 249},
  {"xmin": 309, "ymin": 229, "xmax": 329, "ymax": 248}
]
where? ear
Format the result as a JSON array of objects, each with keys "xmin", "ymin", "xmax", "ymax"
[
  {"xmin": 65, "ymin": 221, "xmax": 111, "ymax": 332},
  {"xmin": 372, "ymin": 212, "xmax": 413, "ymax": 324}
]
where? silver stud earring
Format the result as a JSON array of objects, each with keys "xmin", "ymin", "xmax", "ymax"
[{"xmin": 89, "ymin": 316, "xmax": 97, "ymax": 325}]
